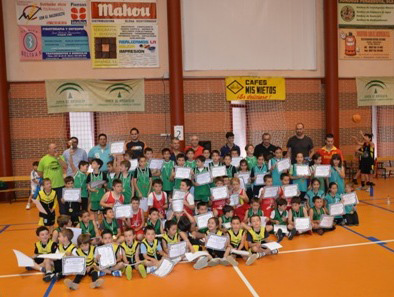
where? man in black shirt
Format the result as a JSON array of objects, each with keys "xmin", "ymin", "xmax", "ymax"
[
  {"xmin": 126, "ymin": 127, "xmax": 146, "ymax": 159},
  {"xmin": 286, "ymin": 123, "xmax": 314, "ymax": 163},
  {"xmin": 254, "ymin": 133, "xmax": 277, "ymax": 161}
]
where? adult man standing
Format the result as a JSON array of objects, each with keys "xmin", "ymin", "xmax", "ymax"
[
  {"xmin": 254, "ymin": 133, "xmax": 277, "ymax": 160},
  {"xmin": 63, "ymin": 137, "xmax": 88, "ymax": 176},
  {"xmin": 88, "ymin": 133, "xmax": 113, "ymax": 172},
  {"xmin": 170, "ymin": 137, "xmax": 182, "ymax": 161},
  {"xmin": 38, "ymin": 143, "xmax": 68, "ymax": 214},
  {"xmin": 317, "ymin": 134, "xmax": 344, "ymax": 165},
  {"xmin": 220, "ymin": 132, "xmax": 241, "ymax": 157},
  {"xmin": 126, "ymin": 127, "xmax": 146, "ymax": 159},
  {"xmin": 184, "ymin": 135, "xmax": 204, "ymax": 158},
  {"xmin": 286, "ymin": 123, "xmax": 314, "ymax": 163}
]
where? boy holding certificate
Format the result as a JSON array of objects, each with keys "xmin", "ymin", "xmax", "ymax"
[
  {"xmin": 171, "ymin": 153, "xmax": 187, "ymax": 190},
  {"xmin": 269, "ymin": 198, "xmax": 287, "ymax": 242},
  {"xmin": 245, "ymin": 144, "xmax": 257, "ymax": 170},
  {"xmin": 258, "ymin": 175, "xmax": 276, "ymax": 218},
  {"xmin": 146, "ymin": 208, "xmax": 163, "ymax": 235},
  {"xmin": 120, "ymin": 228, "xmax": 146, "ymax": 280},
  {"xmin": 66, "ymin": 234, "xmax": 103, "ymax": 290},
  {"xmin": 290, "ymin": 153, "xmax": 308, "ymax": 200},
  {"xmin": 141, "ymin": 226, "xmax": 168, "ymax": 272},
  {"xmin": 193, "ymin": 155, "xmax": 211, "ymax": 203},
  {"xmin": 31, "ymin": 226, "xmax": 58, "ymax": 282},
  {"xmin": 147, "ymin": 180, "xmax": 168, "ymax": 218},
  {"xmin": 268, "ymin": 147, "xmax": 284, "ymax": 186},
  {"xmin": 161, "ymin": 148, "xmax": 175, "ymax": 196},
  {"xmin": 230, "ymin": 177, "xmax": 249, "ymax": 221},
  {"xmin": 37, "ymin": 179, "xmax": 58, "ymax": 234},
  {"xmin": 194, "ymin": 202, "xmax": 211, "ymax": 235},
  {"xmin": 185, "ymin": 148, "xmax": 196, "ymax": 169},
  {"xmin": 179, "ymin": 179, "xmax": 195, "ymax": 215},
  {"xmin": 210, "ymin": 177, "xmax": 229, "ymax": 217},
  {"xmin": 73, "ymin": 160, "xmax": 89, "ymax": 211},
  {"xmin": 219, "ymin": 205, "xmax": 234, "ymax": 231},
  {"xmin": 130, "ymin": 197, "xmax": 145, "ymax": 241},
  {"xmin": 223, "ymin": 154, "xmax": 237, "ymax": 178},
  {"xmin": 250, "ymin": 154, "xmax": 268, "ymax": 197},
  {"xmin": 62, "ymin": 176, "xmax": 80, "ymax": 225},
  {"xmin": 309, "ymin": 197, "xmax": 335, "ymax": 235},
  {"xmin": 325, "ymin": 182, "xmax": 343, "ymax": 224},
  {"xmin": 287, "ymin": 197, "xmax": 309, "ymax": 240},
  {"xmin": 247, "ymin": 215, "xmax": 278, "ymax": 259},
  {"xmin": 342, "ymin": 183, "xmax": 359, "ymax": 226},
  {"xmin": 100, "ymin": 208, "xmax": 122, "ymax": 243},
  {"xmin": 98, "ymin": 230, "xmax": 126, "ymax": 277},
  {"xmin": 118, "ymin": 160, "xmax": 133, "ymax": 205},
  {"xmin": 87, "ymin": 159, "xmax": 108, "ymax": 222},
  {"xmin": 133, "ymin": 156, "xmax": 152, "ymax": 199}
]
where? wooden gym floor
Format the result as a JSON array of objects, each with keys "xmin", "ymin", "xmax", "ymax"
[{"xmin": 0, "ymin": 179, "xmax": 393, "ymax": 297}]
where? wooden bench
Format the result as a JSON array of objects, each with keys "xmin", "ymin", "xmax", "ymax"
[
  {"xmin": 375, "ymin": 156, "xmax": 394, "ymax": 179},
  {"xmin": 0, "ymin": 176, "xmax": 31, "ymax": 203}
]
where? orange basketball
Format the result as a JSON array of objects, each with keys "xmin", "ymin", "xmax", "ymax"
[{"xmin": 352, "ymin": 113, "xmax": 361, "ymax": 123}]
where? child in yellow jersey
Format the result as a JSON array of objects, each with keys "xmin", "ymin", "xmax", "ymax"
[
  {"xmin": 98, "ymin": 230, "xmax": 125, "ymax": 278},
  {"xmin": 161, "ymin": 220, "xmax": 182, "ymax": 254},
  {"xmin": 121, "ymin": 228, "xmax": 146, "ymax": 281},
  {"xmin": 53, "ymin": 229, "xmax": 77, "ymax": 278},
  {"xmin": 29, "ymin": 226, "xmax": 58, "ymax": 282},
  {"xmin": 37, "ymin": 178, "xmax": 58, "ymax": 233},
  {"xmin": 227, "ymin": 216, "xmax": 258, "ymax": 266},
  {"xmin": 64, "ymin": 234, "xmax": 103, "ymax": 290},
  {"xmin": 247, "ymin": 215, "xmax": 279, "ymax": 260},
  {"xmin": 141, "ymin": 226, "xmax": 168, "ymax": 271},
  {"xmin": 204, "ymin": 217, "xmax": 237, "ymax": 267}
]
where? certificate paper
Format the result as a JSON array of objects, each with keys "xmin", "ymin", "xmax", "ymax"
[
  {"xmin": 114, "ymin": 205, "xmax": 132, "ymax": 219},
  {"xmin": 206, "ymin": 234, "xmax": 228, "ymax": 251},
  {"xmin": 110, "ymin": 141, "xmax": 125, "ymax": 154},
  {"xmin": 129, "ymin": 159, "xmax": 138, "ymax": 171},
  {"xmin": 342, "ymin": 193, "xmax": 358, "ymax": 206},
  {"xmin": 210, "ymin": 166, "xmax": 226, "ymax": 178},
  {"xmin": 168, "ymin": 241, "xmax": 187, "ymax": 259},
  {"xmin": 185, "ymin": 251, "xmax": 209, "ymax": 262},
  {"xmin": 153, "ymin": 259, "xmax": 175, "ymax": 278},
  {"xmin": 196, "ymin": 212, "xmax": 214, "ymax": 230},
  {"xmin": 231, "ymin": 157, "xmax": 242, "ymax": 167},
  {"xmin": 263, "ymin": 186, "xmax": 279, "ymax": 199},
  {"xmin": 63, "ymin": 188, "xmax": 81, "ymax": 202},
  {"xmin": 62, "ymin": 256, "xmax": 86, "ymax": 275},
  {"xmin": 223, "ymin": 222, "xmax": 231, "ymax": 229},
  {"xmin": 237, "ymin": 172, "xmax": 250, "ymax": 185},
  {"xmin": 319, "ymin": 215, "xmax": 334, "ymax": 228},
  {"xmin": 172, "ymin": 190, "xmax": 186, "ymax": 201},
  {"xmin": 172, "ymin": 199, "xmax": 184, "ymax": 212},
  {"xmin": 329, "ymin": 203, "xmax": 345, "ymax": 216},
  {"xmin": 261, "ymin": 242, "xmax": 283, "ymax": 251},
  {"xmin": 90, "ymin": 180, "xmax": 106, "ymax": 189},
  {"xmin": 211, "ymin": 186, "xmax": 228, "ymax": 201},
  {"xmin": 38, "ymin": 253, "xmax": 64, "ymax": 260},
  {"xmin": 13, "ymin": 250, "xmax": 34, "ymax": 267},
  {"xmin": 195, "ymin": 172, "xmax": 212, "ymax": 185},
  {"xmin": 97, "ymin": 244, "xmax": 116, "ymax": 269},
  {"xmin": 175, "ymin": 167, "xmax": 192, "ymax": 179},
  {"xmin": 294, "ymin": 217, "xmax": 312, "ymax": 231},
  {"xmin": 277, "ymin": 158, "xmax": 291, "ymax": 173},
  {"xmin": 260, "ymin": 216, "xmax": 267, "ymax": 227},
  {"xmin": 149, "ymin": 159, "xmax": 164, "ymax": 170},
  {"xmin": 254, "ymin": 174, "xmax": 266, "ymax": 186},
  {"xmin": 295, "ymin": 165, "xmax": 310, "ymax": 176},
  {"xmin": 283, "ymin": 184, "xmax": 299, "ymax": 198},
  {"xmin": 204, "ymin": 159, "xmax": 212, "ymax": 167},
  {"xmin": 274, "ymin": 225, "xmax": 289, "ymax": 234},
  {"xmin": 140, "ymin": 197, "xmax": 148, "ymax": 212},
  {"xmin": 67, "ymin": 227, "xmax": 82, "ymax": 245},
  {"xmin": 314, "ymin": 165, "xmax": 331, "ymax": 178},
  {"xmin": 229, "ymin": 194, "xmax": 239, "ymax": 206}
]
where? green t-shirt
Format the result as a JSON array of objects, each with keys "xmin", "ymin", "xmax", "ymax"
[
  {"xmin": 74, "ymin": 171, "xmax": 88, "ymax": 197},
  {"xmin": 37, "ymin": 154, "xmax": 65, "ymax": 188}
]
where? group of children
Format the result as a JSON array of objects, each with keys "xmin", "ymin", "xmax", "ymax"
[{"xmin": 26, "ymin": 143, "xmax": 360, "ymax": 290}]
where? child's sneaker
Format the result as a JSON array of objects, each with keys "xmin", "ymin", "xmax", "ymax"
[
  {"xmin": 90, "ymin": 278, "xmax": 104, "ymax": 289},
  {"xmin": 245, "ymin": 254, "xmax": 258, "ymax": 266},
  {"xmin": 193, "ymin": 256, "xmax": 208, "ymax": 270},
  {"xmin": 316, "ymin": 229, "xmax": 324, "ymax": 235},
  {"xmin": 98, "ymin": 271, "xmax": 106, "ymax": 278},
  {"xmin": 219, "ymin": 258, "xmax": 230, "ymax": 266},
  {"xmin": 138, "ymin": 264, "xmax": 147, "ymax": 278},
  {"xmin": 25, "ymin": 266, "xmax": 34, "ymax": 271},
  {"xmin": 208, "ymin": 258, "xmax": 220, "ymax": 267},
  {"xmin": 146, "ymin": 266, "xmax": 157, "ymax": 274},
  {"xmin": 64, "ymin": 279, "xmax": 78, "ymax": 290},
  {"xmin": 125, "ymin": 265, "xmax": 132, "ymax": 280},
  {"xmin": 226, "ymin": 256, "xmax": 238, "ymax": 266},
  {"xmin": 271, "ymin": 249, "xmax": 279, "ymax": 255},
  {"xmin": 288, "ymin": 229, "xmax": 297, "ymax": 240},
  {"xmin": 111, "ymin": 270, "xmax": 122, "ymax": 277},
  {"xmin": 276, "ymin": 229, "xmax": 284, "ymax": 243},
  {"xmin": 43, "ymin": 272, "xmax": 55, "ymax": 282},
  {"xmin": 25, "ymin": 203, "xmax": 30, "ymax": 210}
]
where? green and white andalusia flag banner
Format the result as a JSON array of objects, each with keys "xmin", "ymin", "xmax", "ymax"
[
  {"xmin": 45, "ymin": 79, "xmax": 145, "ymax": 113},
  {"xmin": 356, "ymin": 77, "xmax": 394, "ymax": 107}
]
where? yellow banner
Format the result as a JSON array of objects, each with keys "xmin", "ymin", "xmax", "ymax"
[{"xmin": 225, "ymin": 77, "xmax": 286, "ymax": 101}]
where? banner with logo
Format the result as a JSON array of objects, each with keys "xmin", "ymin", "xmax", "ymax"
[
  {"xmin": 45, "ymin": 79, "xmax": 145, "ymax": 113},
  {"xmin": 16, "ymin": 1, "xmax": 87, "ymax": 26},
  {"xmin": 225, "ymin": 77, "xmax": 286, "ymax": 101},
  {"xmin": 90, "ymin": 0, "xmax": 159, "ymax": 68},
  {"xmin": 356, "ymin": 77, "xmax": 394, "ymax": 106}
]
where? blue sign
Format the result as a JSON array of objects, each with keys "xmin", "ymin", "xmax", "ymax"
[{"xmin": 41, "ymin": 26, "xmax": 90, "ymax": 60}]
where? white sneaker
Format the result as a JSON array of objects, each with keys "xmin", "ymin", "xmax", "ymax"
[
  {"xmin": 26, "ymin": 203, "xmax": 30, "ymax": 210},
  {"xmin": 226, "ymin": 256, "xmax": 238, "ymax": 266},
  {"xmin": 208, "ymin": 258, "xmax": 220, "ymax": 267},
  {"xmin": 193, "ymin": 256, "xmax": 208, "ymax": 270},
  {"xmin": 245, "ymin": 254, "xmax": 258, "ymax": 266},
  {"xmin": 146, "ymin": 266, "xmax": 157, "ymax": 274}
]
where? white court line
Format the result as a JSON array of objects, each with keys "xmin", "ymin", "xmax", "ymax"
[
  {"xmin": 232, "ymin": 266, "xmax": 259, "ymax": 297},
  {"xmin": 280, "ymin": 239, "xmax": 394, "ymax": 254},
  {"xmin": 0, "ymin": 272, "xmax": 42, "ymax": 279}
]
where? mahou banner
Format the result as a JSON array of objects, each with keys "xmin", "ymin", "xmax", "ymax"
[{"xmin": 90, "ymin": 0, "xmax": 159, "ymax": 68}]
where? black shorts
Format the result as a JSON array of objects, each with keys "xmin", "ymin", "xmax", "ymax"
[
  {"xmin": 34, "ymin": 258, "xmax": 44, "ymax": 265},
  {"xmin": 207, "ymin": 248, "xmax": 225, "ymax": 259},
  {"xmin": 40, "ymin": 213, "xmax": 55, "ymax": 226},
  {"xmin": 359, "ymin": 159, "xmax": 373, "ymax": 174}
]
